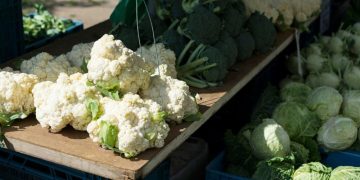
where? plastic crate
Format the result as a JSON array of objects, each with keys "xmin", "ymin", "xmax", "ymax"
[
  {"xmin": 206, "ymin": 151, "xmax": 360, "ymax": 180},
  {"xmin": 24, "ymin": 15, "xmax": 84, "ymax": 52},
  {"xmin": 0, "ymin": 0, "xmax": 24, "ymax": 63}
]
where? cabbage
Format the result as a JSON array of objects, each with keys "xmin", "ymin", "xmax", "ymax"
[
  {"xmin": 280, "ymin": 82, "xmax": 311, "ymax": 103},
  {"xmin": 317, "ymin": 116, "xmax": 358, "ymax": 151},
  {"xmin": 305, "ymin": 43, "xmax": 322, "ymax": 57},
  {"xmin": 290, "ymin": 141, "xmax": 309, "ymax": 166},
  {"xmin": 350, "ymin": 35, "xmax": 360, "ymax": 55},
  {"xmin": 305, "ymin": 54, "xmax": 326, "ymax": 73},
  {"xmin": 319, "ymin": 36, "xmax": 331, "ymax": 46},
  {"xmin": 286, "ymin": 55, "xmax": 306, "ymax": 76},
  {"xmin": 352, "ymin": 22, "xmax": 360, "ymax": 35},
  {"xmin": 250, "ymin": 119, "xmax": 291, "ymax": 160},
  {"xmin": 272, "ymin": 102, "xmax": 320, "ymax": 139},
  {"xmin": 329, "ymin": 54, "xmax": 350, "ymax": 73},
  {"xmin": 330, "ymin": 166, "xmax": 360, "ymax": 180},
  {"xmin": 293, "ymin": 162, "xmax": 332, "ymax": 180},
  {"xmin": 306, "ymin": 86, "xmax": 343, "ymax": 122},
  {"xmin": 344, "ymin": 66, "xmax": 360, "ymax": 89},
  {"xmin": 252, "ymin": 154, "xmax": 295, "ymax": 180},
  {"xmin": 342, "ymin": 90, "xmax": 360, "ymax": 126},
  {"xmin": 279, "ymin": 75, "xmax": 303, "ymax": 89},
  {"xmin": 327, "ymin": 36, "xmax": 344, "ymax": 54},
  {"xmin": 305, "ymin": 72, "xmax": 341, "ymax": 89}
]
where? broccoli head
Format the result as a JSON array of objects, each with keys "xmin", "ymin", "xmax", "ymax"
[
  {"xmin": 112, "ymin": 26, "xmax": 139, "ymax": 51},
  {"xmin": 247, "ymin": 12, "xmax": 277, "ymax": 53},
  {"xmin": 162, "ymin": 29, "xmax": 188, "ymax": 57},
  {"xmin": 200, "ymin": 46, "xmax": 228, "ymax": 82},
  {"xmin": 223, "ymin": 7, "xmax": 246, "ymax": 37},
  {"xmin": 181, "ymin": 5, "xmax": 222, "ymax": 45},
  {"xmin": 235, "ymin": 31, "xmax": 255, "ymax": 61},
  {"xmin": 215, "ymin": 32, "xmax": 238, "ymax": 68}
]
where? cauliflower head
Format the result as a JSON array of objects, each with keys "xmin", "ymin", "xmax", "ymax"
[
  {"xmin": 87, "ymin": 93, "xmax": 170, "ymax": 158},
  {"xmin": 0, "ymin": 71, "xmax": 39, "ymax": 120},
  {"xmin": 140, "ymin": 75, "xmax": 199, "ymax": 123},
  {"xmin": 87, "ymin": 34, "xmax": 152, "ymax": 94},
  {"xmin": 21, "ymin": 52, "xmax": 81, "ymax": 82},
  {"xmin": 32, "ymin": 73, "xmax": 100, "ymax": 132},
  {"xmin": 136, "ymin": 43, "xmax": 177, "ymax": 78},
  {"xmin": 66, "ymin": 42, "xmax": 94, "ymax": 67}
]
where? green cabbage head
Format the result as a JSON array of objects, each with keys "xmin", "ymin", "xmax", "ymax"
[
  {"xmin": 293, "ymin": 162, "xmax": 332, "ymax": 180},
  {"xmin": 280, "ymin": 82, "xmax": 312, "ymax": 103},
  {"xmin": 250, "ymin": 119, "xmax": 291, "ymax": 160},
  {"xmin": 317, "ymin": 116, "xmax": 358, "ymax": 151},
  {"xmin": 306, "ymin": 86, "xmax": 343, "ymax": 122},
  {"xmin": 342, "ymin": 90, "xmax": 360, "ymax": 127},
  {"xmin": 330, "ymin": 166, "xmax": 360, "ymax": 180},
  {"xmin": 273, "ymin": 102, "xmax": 320, "ymax": 139}
]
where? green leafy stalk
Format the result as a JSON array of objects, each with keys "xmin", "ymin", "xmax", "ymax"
[
  {"xmin": 85, "ymin": 98, "xmax": 102, "ymax": 120},
  {"xmin": 183, "ymin": 112, "xmax": 202, "ymax": 122},
  {"xmin": 0, "ymin": 112, "xmax": 26, "ymax": 148},
  {"xmin": 99, "ymin": 121, "xmax": 119, "ymax": 148}
]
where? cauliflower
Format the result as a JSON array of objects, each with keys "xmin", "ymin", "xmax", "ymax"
[
  {"xmin": 21, "ymin": 52, "xmax": 81, "ymax": 82},
  {"xmin": 140, "ymin": 75, "xmax": 199, "ymax": 123},
  {"xmin": 87, "ymin": 34, "xmax": 152, "ymax": 94},
  {"xmin": 32, "ymin": 73, "xmax": 100, "ymax": 132},
  {"xmin": 66, "ymin": 42, "xmax": 94, "ymax": 67},
  {"xmin": 0, "ymin": 71, "xmax": 39, "ymax": 123},
  {"xmin": 87, "ymin": 93, "xmax": 170, "ymax": 158},
  {"xmin": 136, "ymin": 43, "xmax": 177, "ymax": 78},
  {"xmin": 243, "ymin": 0, "xmax": 279, "ymax": 23}
]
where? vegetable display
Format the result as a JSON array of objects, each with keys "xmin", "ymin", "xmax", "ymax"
[{"xmin": 110, "ymin": 0, "xmax": 277, "ymax": 88}]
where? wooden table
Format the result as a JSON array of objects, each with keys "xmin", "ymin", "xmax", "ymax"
[{"xmin": 3, "ymin": 21, "xmax": 295, "ymax": 179}]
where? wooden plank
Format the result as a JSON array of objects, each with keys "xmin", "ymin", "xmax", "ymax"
[{"xmin": 3, "ymin": 20, "xmax": 295, "ymax": 179}]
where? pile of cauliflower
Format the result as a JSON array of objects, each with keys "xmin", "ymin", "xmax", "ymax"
[
  {"xmin": 0, "ymin": 34, "xmax": 200, "ymax": 158},
  {"xmin": 242, "ymin": 0, "xmax": 322, "ymax": 29}
]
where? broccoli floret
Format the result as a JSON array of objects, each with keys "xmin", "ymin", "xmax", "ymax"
[
  {"xmin": 162, "ymin": 29, "xmax": 188, "ymax": 57},
  {"xmin": 200, "ymin": 46, "xmax": 228, "ymax": 82},
  {"xmin": 235, "ymin": 31, "xmax": 255, "ymax": 61},
  {"xmin": 112, "ymin": 26, "xmax": 139, "ymax": 51},
  {"xmin": 139, "ymin": 16, "xmax": 168, "ymax": 43},
  {"xmin": 215, "ymin": 32, "xmax": 238, "ymax": 68},
  {"xmin": 247, "ymin": 12, "xmax": 277, "ymax": 53},
  {"xmin": 223, "ymin": 7, "xmax": 246, "ymax": 37},
  {"xmin": 180, "ymin": 5, "xmax": 222, "ymax": 45}
]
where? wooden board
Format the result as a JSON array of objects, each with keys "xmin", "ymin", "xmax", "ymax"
[{"xmin": 3, "ymin": 21, "xmax": 295, "ymax": 179}]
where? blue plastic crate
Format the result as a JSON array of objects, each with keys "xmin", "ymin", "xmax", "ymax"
[
  {"xmin": 24, "ymin": 15, "xmax": 84, "ymax": 52},
  {"xmin": 206, "ymin": 151, "xmax": 360, "ymax": 180},
  {"xmin": 0, "ymin": 0, "xmax": 24, "ymax": 63}
]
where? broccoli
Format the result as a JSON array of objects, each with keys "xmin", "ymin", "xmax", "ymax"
[
  {"xmin": 162, "ymin": 29, "xmax": 188, "ymax": 57},
  {"xmin": 223, "ymin": 7, "xmax": 246, "ymax": 37},
  {"xmin": 215, "ymin": 32, "xmax": 238, "ymax": 68},
  {"xmin": 200, "ymin": 46, "xmax": 228, "ymax": 82},
  {"xmin": 235, "ymin": 31, "xmax": 255, "ymax": 61},
  {"xmin": 139, "ymin": 16, "xmax": 168, "ymax": 44},
  {"xmin": 111, "ymin": 25, "xmax": 139, "ymax": 51},
  {"xmin": 247, "ymin": 12, "xmax": 277, "ymax": 53},
  {"xmin": 179, "ymin": 5, "xmax": 222, "ymax": 45}
]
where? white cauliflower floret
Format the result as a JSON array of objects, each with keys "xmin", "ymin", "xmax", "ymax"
[
  {"xmin": 136, "ymin": 43, "xmax": 177, "ymax": 78},
  {"xmin": 66, "ymin": 42, "xmax": 94, "ymax": 67},
  {"xmin": 0, "ymin": 71, "xmax": 39, "ymax": 119},
  {"xmin": 140, "ymin": 75, "xmax": 199, "ymax": 123},
  {"xmin": 87, "ymin": 34, "xmax": 152, "ymax": 94},
  {"xmin": 87, "ymin": 93, "xmax": 170, "ymax": 158},
  {"xmin": 21, "ymin": 52, "xmax": 81, "ymax": 82},
  {"xmin": 32, "ymin": 73, "xmax": 100, "ymax": 132}
]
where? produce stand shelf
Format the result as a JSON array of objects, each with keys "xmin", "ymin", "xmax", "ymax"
[{"xmin": 2, "ymin": 21, "xmax": 294, "ymax": 180}]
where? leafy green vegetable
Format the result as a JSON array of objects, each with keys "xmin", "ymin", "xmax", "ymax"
[
  {"xmin": 247, "ymin": 12, "xmax": 277, "ymax": 53},
  {"xmin": 305, "ymin": 72, "xmax": 341, "ymax": 89},
  {"xmin": 183, "ymin": 112, "xmax": 202, "ymax": 122},
  {"xmin": 87, "ymin": 80, "xmax": 122, "ymax": 100},
  {"xmin": 111, "ymin": 26, "xmax": 139, "ymax": 51},
  {"xmin": 99, "ymin": 121, "xmax": 119, "ymax": 148},
  {"xmin": 290, "ymin": 141, "xmax": 309, "ymax": 167},
  {"xmin": 85, "ymin": 98, "xmax": 102, "ymax": 120},
  {"xmin": 342, "ymin": 90, "xmax": 360, "ymax": 126},
  {"xmin": 0, "ymin": 112, "xmax": 27, "ymax": 148},
  {"xmin": 295, "ymin": 137, "xmax": 321, "ymax": 162},
  {"xmin": 252, "ymin": 154, "xmax": 295, "ymax": 180},
  {"xmin": 306, "ymin": 86, "xmax": 343, "ymax": 122},
  {"xmin": 317, "ymin": 116, "xmax": 358, "ymax": 151},
  {"xmin": 152, "ymin": 111, "xmax": 168, "ymax": 123},
  {"xmin": 23, "ymin": 4, "xmax": 74, "ymax": 43},
  {"xmin": 330, "ymin": 166, "xmax": 360, "ymax": 180},
  {"xmin": 250, "ymin": 119, "xmax": 291, "ymax": 160},
  {"xmin": 280, "ymin": 82, "xmax": 312, "ymax": 104},
  {"xmin": 293, "ymin": 162, "xmax": 332, "ymax": 180},
  {"xmin": 344, "ymin": 66, "xmax": 360, "ymax": 90},
  {"xmin": 235, "ymin": 31, "xmax": 255, "ymax": 61},
  {"xmin": 272, "ymin": 102, "xmax": 320, "ymax": 139}
]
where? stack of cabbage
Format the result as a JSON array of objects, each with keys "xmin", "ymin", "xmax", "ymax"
[
  {"xmin": 0, "ymin": 34, "xmax": 200, "ymax": 158},
  {"xmin": 111, "ymin": 0, "xmax": 277, "ymax": 88}
]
